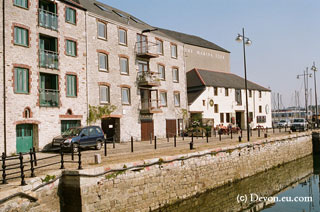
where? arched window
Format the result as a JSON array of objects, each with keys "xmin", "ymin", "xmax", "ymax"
[
  {"xmin": 24, "ymin": 108, "xmax": 31, "ymax": 118},
  {"xmin": 67, "ymin": 109, "xmax": 73, "ymax": 115}
]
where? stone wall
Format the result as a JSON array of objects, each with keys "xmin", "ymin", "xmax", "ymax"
[
  {"xmin": 0, "ymin": 133, "xmax": 313, "ymax": 212},
  {"xmin": 77, "ymin": 133, "xmax": 312, "ymax": 212}
]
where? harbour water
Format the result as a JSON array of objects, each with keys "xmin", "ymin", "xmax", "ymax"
[{"xmin": 154, "ymin": 154, "xmax": 320, "ymax": 212}]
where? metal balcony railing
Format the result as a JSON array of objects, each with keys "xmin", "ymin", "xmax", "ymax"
[
  {"xmin": 135, "ymin": 41, "xmax": 159, "ymax": 58},
  {"xmin": 141, "ymin": 99, "xmax": 161, "ymax": 113},
  {"xmin": 137, "ymin": 71, "xmax": 160, "ymax": 87},
  {"xmin": 39, "ymin": 9, "xmax": 58, "ymax": 31},
  {"xmin": 39, "ymin": 50, "xmax": 58, "ymax": 69},
  {"xmin": 39, "ymin": 89, "xmax": 59, "ymax": 107}
]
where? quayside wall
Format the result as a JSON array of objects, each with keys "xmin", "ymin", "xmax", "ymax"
[{"xmin": 0, "ymin": 132, "xmax": 313, "ymax": 212}]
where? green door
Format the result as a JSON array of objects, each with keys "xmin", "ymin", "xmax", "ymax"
[{"xmin": 16, "ymin": 124, "xmax": 33, "ymax": 153}]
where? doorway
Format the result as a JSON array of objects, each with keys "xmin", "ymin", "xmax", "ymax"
[
  {"xmin": 141, "ymin": 120, "xmax": 154, "ymax": 141},
  {"xmin": 101, "ymin": 118, "xmax": 120, "ymax": 141},
  {"xmin": 166, "ymin": 119, "xmax": 177, "ymax": 138},
  {"xmin": 236, "ymin": 112, "xmax": 245, "ymax": 129},
  {"xmin": 16, "ymin": 124, "xmax": 33, "ymax": 153}
]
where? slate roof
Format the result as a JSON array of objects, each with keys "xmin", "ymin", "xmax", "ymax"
[
  {"xmin": 188, "ymin": 69, "xmax": 270, "ymax": 91},
  {"xmin": 187, "ymin": 69, "xmax": 270, "ymax": 104},
  {"xmin": 157, "ymin": 28, "xmax": 230, "ymax": 53}
]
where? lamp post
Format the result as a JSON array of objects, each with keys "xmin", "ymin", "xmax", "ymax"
[
  {"xmin": 297, "ymin": 69, "xmax": 312, "ymax": 121},
  {"xmin": 311, "ymin": 62, "xmax": 318, "ymax": 127},
  {"xmin": 236, "ymin": 28, "xmax": 252, "ymax": 141}
]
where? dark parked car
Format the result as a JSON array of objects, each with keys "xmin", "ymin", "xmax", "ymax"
[{"xmin": 52, "ymin": 126, "xmax": 105, "ymax": 152}]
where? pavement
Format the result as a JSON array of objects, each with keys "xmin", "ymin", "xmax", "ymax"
[{"xmin": 0, "ymin": 127, "xmax": 309, "ymax": 191}]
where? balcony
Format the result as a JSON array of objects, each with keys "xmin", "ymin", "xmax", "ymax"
[
  {"xmin": 141, "ymin": 99, "xmax": 162, "ymax": 114},
  {"xmin": 39, "ymin": 89, "xmax": 59, "ymax": 107},
  {"xmin": 135, "ymin": 41, "xmax": 159, "ymax": 59},
  {"xmin": 39, "ymin": 9, "xmax": 58, "ymax": 31},
  {"xmin": 137, "ymin": 71, "xmax": 160, "ymax": 87},
  {"xmin": 140, "ymin": 89, "xmax": 162, "ymax": 114},
  {"xmin": 39, "ymin": 50, "xmax": 58, "ymax": 69}
]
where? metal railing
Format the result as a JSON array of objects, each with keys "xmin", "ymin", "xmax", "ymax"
[
  {"xmin": 135, "ymin": 41, "xmax": 160, "ymax": 56},
  {"xmin": 38, "ymin": 9, "xmax": 58, "ymax": 31},
  {"xmin": 141, "ymin": 99, "xmax": 161, "ymax": 113},
  {"xmin": 39, "ymin": 50, "xmax": 59, "ymax": 69},
  {"xmin": 137, "ymin": 71, "xmax": 161, "ymax": 86},
  {"xmin": 39, "ymin": 89, "xmax": 59, "ymax": 107}
]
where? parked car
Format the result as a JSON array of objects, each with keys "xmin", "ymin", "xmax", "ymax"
[
  {"xmin": 278, "ymin": 119, "xmax": 291, "ymax": 127},
  {"xmin": 52, "ymin": 126, "xmax": 105, "ymax": 152},
  {"xmin": 290, "ymin": 118, "xmax": 308, "ymax": 132}
]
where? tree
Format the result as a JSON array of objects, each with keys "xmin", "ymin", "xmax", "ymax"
[{"xmin": 88, "ymin": 104, "xmax": 117, "ymax": 125}]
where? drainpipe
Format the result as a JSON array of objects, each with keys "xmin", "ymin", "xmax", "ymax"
[
  {"xmin": 2, "ymin": 0, "xmax": 6, "ymax": 154},
  {"xmin": 85, "ymin": 11, "xmax": 89, "ymax": 125}
]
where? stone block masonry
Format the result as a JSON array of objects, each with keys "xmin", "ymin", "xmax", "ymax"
[
  {"xmin": 78, "ymin": 132, "xmax": 312, "ymax": 211},
  {"xmin": 0, "ymin": 132, "xmax": 313, "ymax": 211}
]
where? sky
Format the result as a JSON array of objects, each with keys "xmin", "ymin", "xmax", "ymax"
[{"xmin": 100, "ymin": 0, "xmax": 320, "ymax": 109}]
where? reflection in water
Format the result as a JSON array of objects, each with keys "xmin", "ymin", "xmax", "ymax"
[{"xmin": 154, "ymin": 155, "xmax": 319, "ymax": 212}]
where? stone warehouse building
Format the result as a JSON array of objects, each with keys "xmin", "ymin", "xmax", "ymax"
[
  {"xmin": 0, "ymin": 0, "xmax": 271, "ymax": 154},
  {"xmin": 157, "ymin": 29, "xmax": 272, "ymax": 129},
  {"xmin": 0, "ymin": 0, "xmax": 188, "ymax": 154}
]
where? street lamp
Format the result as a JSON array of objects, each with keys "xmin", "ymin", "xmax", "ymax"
[
  {"xmin": 311, "ymin": 62, "xmax": 318, "ymax": 127},
  {"xmin": 297, "ymin": 69, "xmax": 312, "ymax": 121},
  {"xmin": 236, "ymin": 28, "xmax": 252, "ymax": 141}
]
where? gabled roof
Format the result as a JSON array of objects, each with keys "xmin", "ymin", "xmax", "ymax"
[
  {"xmin": 187, "ymin": 69, "xmax": 270, "ymax": 91},
  {"xmin": 157, "ymin": 28, "xmax": 230, "ymax": 53},
  {"xmin": 188, "ymin": 89, "xmax": 205, "ymax": 105}
]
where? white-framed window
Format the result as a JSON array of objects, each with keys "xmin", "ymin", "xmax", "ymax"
[
  {"xmin": 173, "ymin": 68, "xmax": 179, "ymax": 82},
  {"xmin": 99, "ymin": 85, "xmax": 110, "ymax": 104},
  {"xmin": 119, "ymin": 28, "xmax": 127, "ymax": 45},
  {"xmin": 158, "ymin": 64, "xmax": 165, "ymax": 80},
  {"xmin": 98, "ymin": 53, "xmax": 108, "ymax": 71},
  {"xmin": 156, "ymin": 39, "xmax": 163, "ymax": 55},
  {"xmin": 97, "ymin": 21, "xmax": 107, "ymax": 39},
  {"xmin": 174, "ymin": 92, "xmax": 180, "ymax": 107},
  {"xmin": 120, "ymin": 57, "xmax": 129, "ymax": 74},
  {"xmin": 160, "ymin": 92, "xmax": 167, "ymax": 107},
  {"xmin": 171, "ymin": 43, "xmax": 177, "ymax": 58},
  {"xmin": 121, "ymin": 87, "xmax": 130, "ymax": 105}
]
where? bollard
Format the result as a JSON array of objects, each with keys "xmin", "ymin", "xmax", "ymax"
[
  {"xmin": 219, "ymin": 133, "xmax": 221, "ymax": 141},
  {"xmin": 239, "ymin": 136, "xmax": 242, "ymax": 142},
  {"xmin": 279, "ymin": 126, "xmax": 281, "ymax": 133},
  {"xmin": 2, "ymin": 152, "xmax": 6, "ymax": 184},
  {"xmin": 167, "ymin": 135, "xmax": 169, "ymax": 143},
  {"xmin": 19, "ymin": 153, "xmax": 26, "ymax": 186},
  {"xmin": 174, "ymin": 135, "xmax": 176, "ymax": 147},
  {"xmin": 231, "ymin": 129, "xmax": 233, "ymax": 139},
  {"xmin": 214, "ymin": 129, "xmax": 216, "ymax": 137},
  {"xmin": 154, "ymin": 136, "xmax": 157, "ymax": 149},
  {"xmin": 131, "ymin": 137, "xmax": 134, "ymax": 153},
  {"xmin": 71, "ymin": 142, "xmax": 74, "ymax": 161},
  {"xmin": 189, "ymin": 142, "xmax": 193, "ymax": 150},
  {"xmin": 33, "ymin": 147, "xmax": 37, "ymax": 166},
  {"xmin": 250, "ymin": 128, "xmax": 252, "ymax": 137},
  {"xmin": 60, "ymin": 146, "xmax": 65, "ymax": 169},
  {"xmin": 266, "ymin": 127, "xmax": 268, "ymax": 133},
  {"xmin": 285, "ymin": 126, "xmax": 287, "ymax": 132},
  {"xmin": 264, "ymin": 133, "xmax": 268, "ymax": 138},
  {"xmin": 29, "ymin": 149, "xmax": 35, "ymax": 177},
  {"xmin": 113, "ymin": 136, "xmax": 116, "ymax": 149},
  {"xmin": 150, "ymin": 133, "xmax": 152, "ymax": 144},
  {"xmin": 78, "ymin": 150, "xmax": 82, "ymax": 170},
  {"xmin": 258, "ymin": 128, "xmax": 260, "ymax": 137},
  {"xmin": 182, "ymin": 132, "xmax": 184, "ymax": 141},
  {"xmin": 240, "ymin": 130, "xmax": 243, "ymax": 138},
  {"xmin": 192, "ymin": 133, "xmax": 194, "ymax": 143},
  {"xmin": 206, "ymin": 131, "xmax": 209, "ymax": 143},
  {"xmin": 104, "ymin": 139, "xmax": 107, "ymax": 156},
  {"xmin": 273, "ymin": 126, "xmax": 275, "ymax": 134}
]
